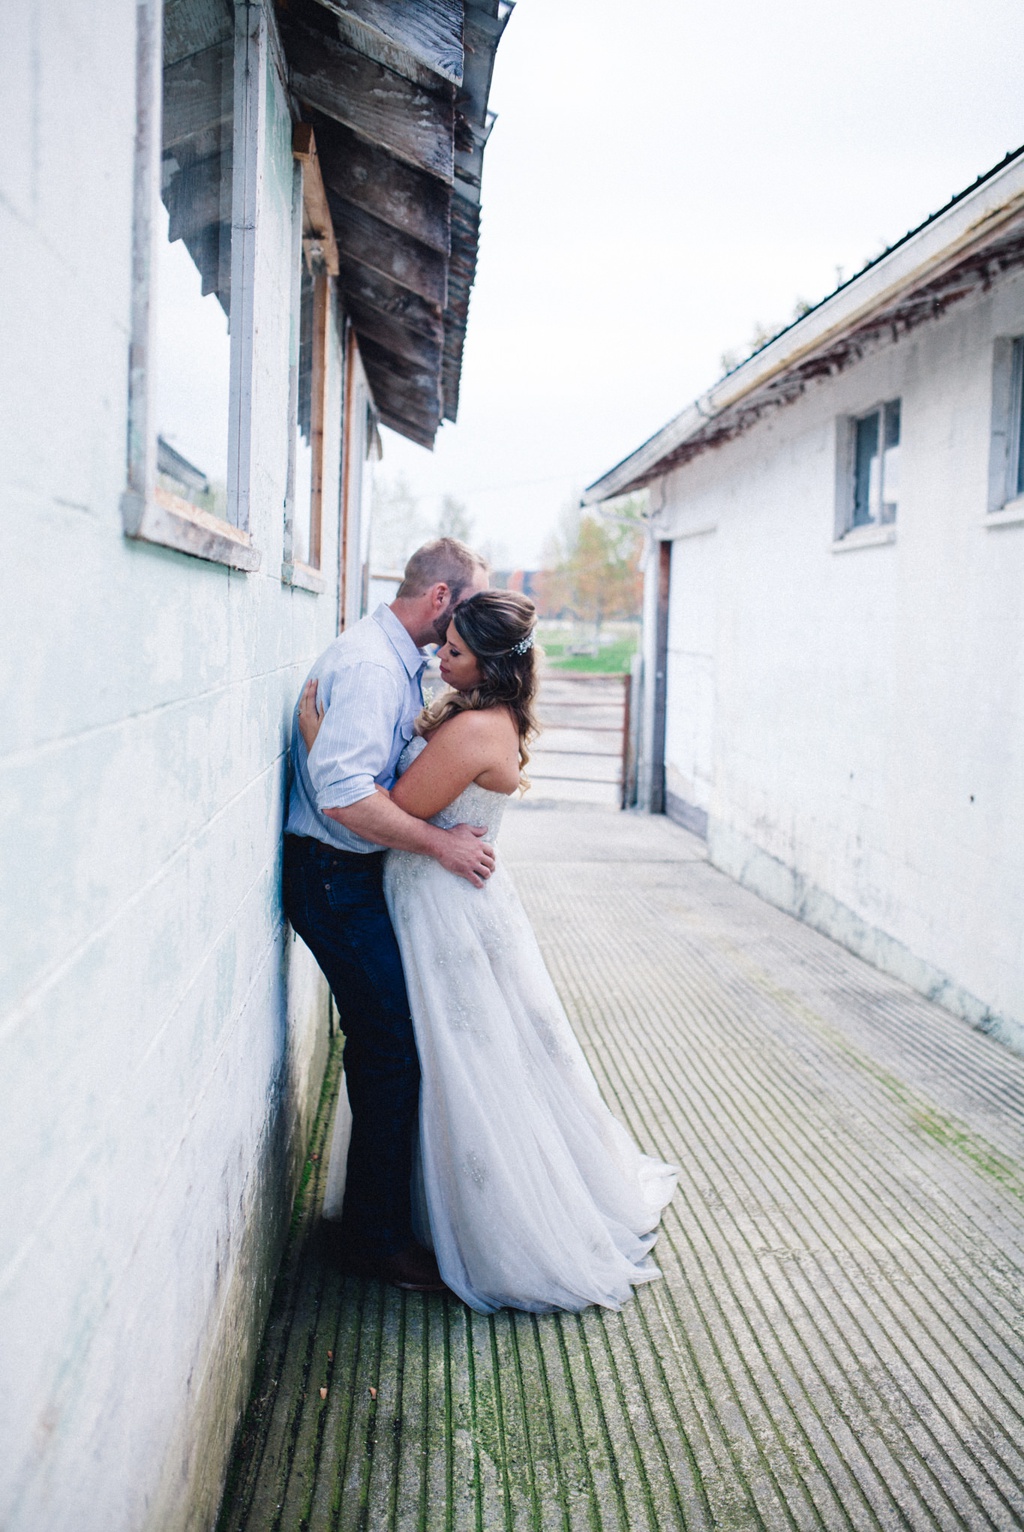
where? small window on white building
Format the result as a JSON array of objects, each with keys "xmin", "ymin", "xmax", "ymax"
[
  {"xmin": 850, "ymin": 399, "xmax": 901, "ymax": 529},
  {"xmin": 1013, "ymin": 341, "xmax": 1024, "ymax": 500},
  {"xmin": 988, "ymin": 337, "xmax": 1024, "ymax": 514}
]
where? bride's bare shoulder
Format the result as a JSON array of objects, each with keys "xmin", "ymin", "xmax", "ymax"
[
  {"xmin": 431, "ymin": 705, "xmax": 520, "ymax": 793},
  {"xmin": 433, "ymin": 704, "xmax": 517, "ymax": 743}
]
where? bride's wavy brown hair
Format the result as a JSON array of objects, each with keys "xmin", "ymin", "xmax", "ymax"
[{"xmin": 416, "ymin": 589, "xmax": 540, "ymax": 790}]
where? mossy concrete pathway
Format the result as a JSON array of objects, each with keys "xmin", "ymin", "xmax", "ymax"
[{"xmin": 219, "ymin": 806, "xmax": 1024, "ymax": 1531}]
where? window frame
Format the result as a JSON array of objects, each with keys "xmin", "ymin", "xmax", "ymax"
[
  {"xmin": 120, "ymin": 0, "xmax": 263, "ymax": 572},
  {"xmin": 986, "ymin": 336, "xmax": 1024, "ymax": 528},
  {"xmin": 281, "ymin": 124, "xmax": 339, "ymax": 595},
  {"xmin": 832, "ymin": 399, "xmax": 901, "ymax": 551}
]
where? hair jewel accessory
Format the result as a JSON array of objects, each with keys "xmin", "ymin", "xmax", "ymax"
[{"xmin": 509, "ymin": 632, "xmax": 535, "ymax": 657}]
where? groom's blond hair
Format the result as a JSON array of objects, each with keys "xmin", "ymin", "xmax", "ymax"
[{"xmin": 397, "ymin": 538, "xmax": 487, "ymax": 602}]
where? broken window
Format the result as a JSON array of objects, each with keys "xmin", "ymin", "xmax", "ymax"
[
  {"xmin": 850, "ymin": 399, "xmax": 900, "ymax": 530},
  {"xmin": 154, "ymin": 0, "xmax": 235, "ymax": 519},
  {"xmin": 290, "ymin": 260, "xmax": 329, "ymax": 570},
  {"xmin": 293, "ymin": 263, "xmax": 316, "ymax": 564},
  {"xmin": 122, "ymin": 0, "xmax": 261, "ymax": 569},
  {"xmin": 284, "ymin": 127, "xmax": 338, "ymax": 587}
]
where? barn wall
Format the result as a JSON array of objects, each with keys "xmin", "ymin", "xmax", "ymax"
[
  {"xmin": 647, "ymin": 271, "xmax": 1024, "ymax": 1048},
  {"xmin": 0, "ymin": 4, "xmax": 357, "ymax": 1526}
]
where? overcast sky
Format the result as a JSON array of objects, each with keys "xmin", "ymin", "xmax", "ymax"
[{"xmin": 379, "ymin": 0, "xmax": 1024, "ymax": 569}]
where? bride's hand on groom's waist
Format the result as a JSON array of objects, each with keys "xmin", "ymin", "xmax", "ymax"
[
  {"xmin": 298, "ymin": 678, "xmax": 324, "ymax": 751},
  {"xmin": 436, "ymin": 822, "xmax": 496, "ymax": 888}
]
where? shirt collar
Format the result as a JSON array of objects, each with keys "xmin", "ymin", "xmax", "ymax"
[{"xmin": 372, "ymin": 603, "xmax": 430, "ymax": 677}]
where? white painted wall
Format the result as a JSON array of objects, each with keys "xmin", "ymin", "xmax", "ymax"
[
  {"xmin": 645, "ymin": 270, "xmax": 1024, "ymax": 1048},
  {"xmin": 0, "ymin": 5, "xmax": 365, "ymax": 1527}
]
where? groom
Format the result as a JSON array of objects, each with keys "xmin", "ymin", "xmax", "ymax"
[{"xmin": 282, "ymin": 538, "xmax": 492, "ymax": 1291}]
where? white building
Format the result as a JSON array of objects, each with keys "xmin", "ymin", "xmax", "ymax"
[
  {"xmin": 0, "ymin": 2, "xmax": 506, "ymax": 1527},
  {"xmin": 586, "ymin": 150, "xmax": 1024, "ymax": 1056}
]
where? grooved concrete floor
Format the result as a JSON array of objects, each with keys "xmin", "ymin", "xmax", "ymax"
[{"xmin": 218, "ymin": 807, "xmax": 1024, "ymax": 1532}]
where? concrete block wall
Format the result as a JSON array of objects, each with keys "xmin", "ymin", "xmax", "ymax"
[
  {"xmin": 0, "ymin": 5, "xmax": 347, "ymax": 1526},
  {"xmin": 651, "ymin": 271, "xmax": 1024, "ymax": 1048}
]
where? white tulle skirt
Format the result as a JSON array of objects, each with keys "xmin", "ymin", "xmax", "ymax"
[{"xmin": 383, "ymin": 790, "xmax": 678, "ymax": 1314}]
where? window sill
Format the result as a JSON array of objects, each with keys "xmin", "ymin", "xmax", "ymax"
[
  {"xmin": 984, "ymin": 497, "xmax": 1024, "ymax": 529},
  {"xmin": 831, "ymin": 524, "xmax": 897, "ymax": 553},
  {"xmin": 122, "ymin": 487, "xmax": 262, "ymax": 571},
  {"xmin": 281, "ymin": 560, "xmax": 325, "ymax": 593}
]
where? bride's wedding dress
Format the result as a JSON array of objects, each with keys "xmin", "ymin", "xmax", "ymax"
[{"xmin": 382, "ymin": 737, "xmax": 678, "ymax": 1314}]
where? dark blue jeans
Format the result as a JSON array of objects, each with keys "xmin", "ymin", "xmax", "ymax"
[{"xmin": 282, "ymin": 834, "xmax": 418, "ymax": 1257}]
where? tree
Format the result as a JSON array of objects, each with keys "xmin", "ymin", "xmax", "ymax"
[
  {"xmin": 720, "ymin": 296, "xmax": 814, "ymax": 375},
  {"xmin": 569, "ymin": 515, "xmax": 643, "ymax": 635},
  {"xmin": 436, "ymin": 494, "xmax": 474, "ymax": 543},
  {"xmin": 533, "ymin": 501, "xmax": 581, "ymax": 616},
  {"xmin": 478, "ymin": 536, "xmax": 511, "ymax": 576},
  {"xmin": 537, "ymin": 497, "xmax": 644, "ymax": 633},
  {"xmin": 370, "ymin": 473, "xmax": 427, "ymax": 573}
]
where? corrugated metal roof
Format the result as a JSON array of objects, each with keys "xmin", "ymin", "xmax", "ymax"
[{"xmin": 584, "ymin": 145, "xmax": 1024, "ymax": 503}]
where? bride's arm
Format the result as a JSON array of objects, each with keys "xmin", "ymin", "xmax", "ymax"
[
  {"xmin": 297, "ymin": 679, "xmax": 324, "ymax": 751},
  {"xmin": 391, "ymin": 710, "xmax": 509, "ymax": 821},
  {"xmin": 297, "ymin": 677, "xmax": 492, "ymax": 882}
]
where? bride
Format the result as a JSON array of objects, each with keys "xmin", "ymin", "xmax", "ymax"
[{"xmin": 300, "ymin": 589, "xmax": 677, "ymax": 1314}]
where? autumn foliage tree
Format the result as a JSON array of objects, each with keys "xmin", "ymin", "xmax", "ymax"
[{"xmin": 537, "ymin": 499, "xmax": 644, "ymax": 634}]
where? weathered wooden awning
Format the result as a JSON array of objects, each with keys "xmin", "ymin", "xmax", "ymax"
[
  {"xmin": 280, "ymin": 0, "xmax": 510, "ymax": 449},
  {"xmin": 584, "ymin": 146, "xmax": 1024, "ymax": 501}
]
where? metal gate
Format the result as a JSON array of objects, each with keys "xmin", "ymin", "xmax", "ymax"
[{"xmin": 528, "ymin": 671, "xmax": 630, "ymax": 809}]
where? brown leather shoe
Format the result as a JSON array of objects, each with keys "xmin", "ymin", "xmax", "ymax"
[
  {"xmin": 335, "ymin": 1238, "xmax": 449, "ymax": 1294},
  {"xmin": 382, "ymin": 1243, "xmax": 449, "ymax": 1293}
]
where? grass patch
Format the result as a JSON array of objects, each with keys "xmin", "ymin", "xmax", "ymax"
[{"xmin": 538, "ymin": 625, "xmax": 639, "ymax": 675}]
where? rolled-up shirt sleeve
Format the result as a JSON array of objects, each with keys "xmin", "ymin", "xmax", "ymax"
[{"xmin": 306, "ymin": 662, "xmax": 403, "ymax": 811}]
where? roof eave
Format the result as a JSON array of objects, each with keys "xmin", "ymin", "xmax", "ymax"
[{"xmin": 583, "ymin": 147, "xmax": 1024, "ymax": 504}]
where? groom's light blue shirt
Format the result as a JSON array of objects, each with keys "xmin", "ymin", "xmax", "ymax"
[{"xmin": 285, "ymin": 604, "xmax": 429, "ymax": 854}]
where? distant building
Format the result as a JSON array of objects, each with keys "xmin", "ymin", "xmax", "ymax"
[
  {"xmin": 585, "ymin": 149, "xmax": 1024, "ymax": 1056},
  {"xmin": 0, "ymin": 3, "xmax": 507, "ymax": 1528},
  {"xmin": 492, "ymin": 567, "xmax": 542, "ymax": 598}
]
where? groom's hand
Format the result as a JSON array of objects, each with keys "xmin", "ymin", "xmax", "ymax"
[
  {"xmin": 325, "ymin": 794, "xmax": 495, "ymax": 881},
  {"xmin": 438, "ymin": 823, "xmax": 496, "ymax": 888}
]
